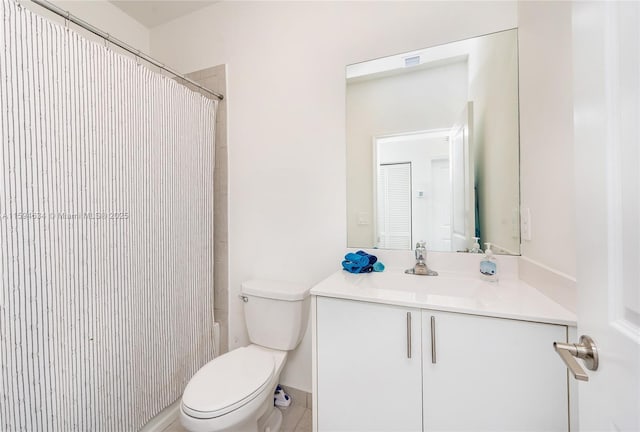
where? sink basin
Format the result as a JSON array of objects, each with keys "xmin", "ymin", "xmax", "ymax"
[{"xmin": 353, "ymin": 270, "xmax": 488, "ymax": 299}]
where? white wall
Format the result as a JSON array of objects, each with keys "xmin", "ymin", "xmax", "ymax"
[
  {"xmin": 518, "ymin": 1, "xmax": 576, "ymax": 277},
  {"xmin": 347, "ymin": 62, "xmax": 468, "ymax": 248},
  {"xmin": 150, "ymin": 1, "xmax": 517, "ymax": 391}
]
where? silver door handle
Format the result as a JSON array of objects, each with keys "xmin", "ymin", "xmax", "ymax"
[
  {"xmin": 406, "ymin": 312, "xmax": 412, "ymax": 359},
  {"xmin": 553, "ymin": 335, "xmax": 599, "ymax": 381},
  {"xmin": 430, "ymin": 315, "xmax": 436, "ymax": 364}
]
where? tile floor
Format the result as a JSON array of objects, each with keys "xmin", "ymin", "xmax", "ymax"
[{"xmin": 162, "ymin": 400, "xmax": 311, "ymax": 432}]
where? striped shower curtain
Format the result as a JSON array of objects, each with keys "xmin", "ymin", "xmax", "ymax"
[{"xmin": 0, "ymin": 0, "xmax": 217, "ymax": 430}]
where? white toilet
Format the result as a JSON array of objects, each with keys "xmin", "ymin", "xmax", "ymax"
[{"xmin": 180, "ymin": 279, "xmax": 310, "ymax": 432}]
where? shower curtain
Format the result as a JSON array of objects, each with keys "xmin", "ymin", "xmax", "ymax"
[{"xmin": 0, "ymin": 0, "xmax": 217, "ymax": 430}]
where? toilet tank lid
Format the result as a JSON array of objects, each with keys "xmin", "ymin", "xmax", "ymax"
[{"xmin": 242, "ymin": 279, "xmax": 310, "ymax": 301}]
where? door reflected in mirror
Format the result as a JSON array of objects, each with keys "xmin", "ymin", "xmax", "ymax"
[{"xmin": 346, "ymin": 29, "xmax": 520, "ymax": 255}]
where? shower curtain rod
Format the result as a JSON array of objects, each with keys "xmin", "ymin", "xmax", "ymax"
[{"xmin": 29, "ymin": 0, "xmax": 224, "ymax": 101}]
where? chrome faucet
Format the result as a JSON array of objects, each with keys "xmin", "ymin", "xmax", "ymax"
[
  {"xmin": 405, "ymin": 241, "xmax": 438, "ymax": 276},
  {"xmin": 415, "ymin": 240, "xmax": 427, "ymax": 265}
]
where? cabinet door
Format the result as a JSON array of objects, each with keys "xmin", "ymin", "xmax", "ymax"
[
  {"xmin": 422, "ymin": 310, "xmax": 569, "ymax": 431},
  {"xmin": 317, "ymin": 297, "xmax": 422, "ymax": 432}
]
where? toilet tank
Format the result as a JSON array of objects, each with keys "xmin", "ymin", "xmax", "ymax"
[{"xmin": 241, "ymin": 279, "xmax": 310, "ymax": 351}]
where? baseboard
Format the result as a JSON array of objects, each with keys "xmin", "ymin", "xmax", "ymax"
[
  {"xmin": 518, "ymin": 256, "xmax": 577, "ymax": 314},
  {"xmin": 140, "ymin": 398, "xmax": 181, "ymax": 432}
]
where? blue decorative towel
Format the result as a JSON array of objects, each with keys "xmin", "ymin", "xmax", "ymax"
[
  {"xmin": 355, "ymin": 250, "xmax": 377, "ymax": 266},
  {"xmin": 342, "ymin": 250, "xmax": 384, "ymax": 273},
  {"xmin": 344, "ymin": 252, "xmax": 371, "ymax": 267},
  {"xmin": 373, "ymin": 262, "xmax": 385, "ymax": 272},
  {"xmin": 341, "ymin": 260, "xmax": 363, "ymax": 273}
]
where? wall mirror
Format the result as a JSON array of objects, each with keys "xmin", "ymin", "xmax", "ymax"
[{"xmin": 346, "ymin": 29, "xmax": 520, "ymax": 255}]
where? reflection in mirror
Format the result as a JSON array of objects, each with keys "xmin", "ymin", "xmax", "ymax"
[{"xmin": 346, "ymin": 29, "xmax": 520, "ymax": 255}]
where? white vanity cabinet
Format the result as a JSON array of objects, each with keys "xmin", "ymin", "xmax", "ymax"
[
  {"xmin": 315, "ymin": 296, "xmax": 570, "ymax": 432},
  {"xmin": 316, "ymin": 297, "xmax": 423, "ymax": 432},
  {"xmin": 422, "ymin": 310, "xmax": 569, "ymax": 431}
]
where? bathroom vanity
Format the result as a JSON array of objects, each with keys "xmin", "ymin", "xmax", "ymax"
[{"xmin": 310, "ymin": 259, "xmax": 577, "ymax": 432}]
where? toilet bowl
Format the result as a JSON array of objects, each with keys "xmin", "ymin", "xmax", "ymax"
[
  {"xmin": 180, "ymin": 345, "xmax": 287, "ymax": 432},
  {"xmin": 180, "ymin": 280, "xmax": 310, "ymax": 432}
]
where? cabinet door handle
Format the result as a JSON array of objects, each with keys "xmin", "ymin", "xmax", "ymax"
[
  {"xmin": 430, "ymin": 315, "xmax": 436, "ymax": 364},
  {"xmin": 406, "ymin": 312, "xmax": 412, "ymax": 359}
]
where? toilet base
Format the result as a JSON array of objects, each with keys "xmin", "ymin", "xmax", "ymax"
[
  {"xmin": 257, "ymin": 406, "xmax": 282, "ymax": 432},
  {"xmin": 181, "ymin": 404, "xmax": 283, "ymax": 432}
]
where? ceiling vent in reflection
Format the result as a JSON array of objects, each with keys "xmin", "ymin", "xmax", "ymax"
[{"xmin": 404, "ymin": 55, "xmax": 421, "ymax": 67}]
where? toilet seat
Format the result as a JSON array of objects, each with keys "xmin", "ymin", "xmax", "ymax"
[{"xmin": 181, "ymin": 347, "xmax": 275, "ymax": 419}]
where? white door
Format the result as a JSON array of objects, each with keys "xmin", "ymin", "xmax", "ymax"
[
  {"xmin": 573, "ymin": 2, "xmax": 640, "ymax": 430},
  {"xmin": 450, "ymin": 102, "xmax": 474, "ymax": 252},
  {"xmin": 431, "ymin": 158, "xmax": 452, "ymax": 251}
]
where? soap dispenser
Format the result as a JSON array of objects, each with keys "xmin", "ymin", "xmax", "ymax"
[
  {"xmin": 470, "ymin": 237, "xmax": 482, "ymax": 253},
  {"xmin": 480, "ymin": 242, "xmax": 498, "ymax": 282}
]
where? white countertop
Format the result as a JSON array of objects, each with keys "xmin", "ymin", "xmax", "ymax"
[{"xmin": 310, "ymin": 269, "xmax": 577, "ymax": 326}]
